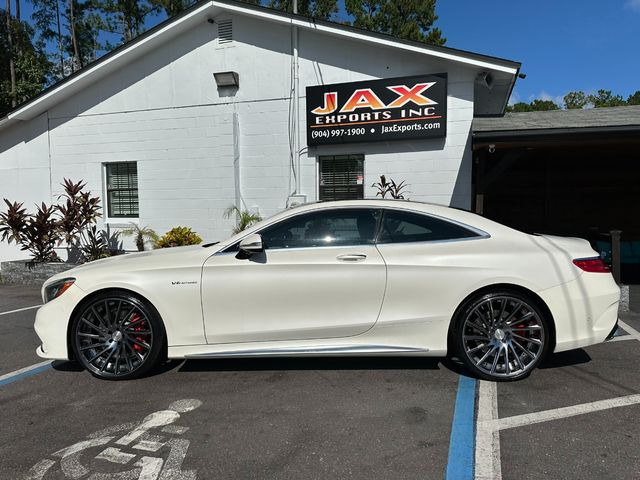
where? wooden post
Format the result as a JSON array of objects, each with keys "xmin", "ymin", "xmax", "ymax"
[{"xmin": 610, "ymin": 230, "xmax": 622, "ymax": 284}]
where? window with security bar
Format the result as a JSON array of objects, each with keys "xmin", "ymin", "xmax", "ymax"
[
  {"xmin": 105, "ymin": 162, "xmax": 139, "ymax": 218},
  {"xmin": 319, "ymin": 155, "xmax": 364, "ymax": 201}
]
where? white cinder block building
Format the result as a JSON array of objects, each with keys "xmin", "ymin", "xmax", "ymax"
[{"xmin": 0, "ymin": 0, "xmax": 519, "ymax": 263}]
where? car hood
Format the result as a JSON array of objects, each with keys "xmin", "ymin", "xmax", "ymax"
[{"xmin": 44, "ymin": 245, "xmax": 211, "ymax": 287}]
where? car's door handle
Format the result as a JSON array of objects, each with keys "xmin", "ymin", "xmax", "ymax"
[{"xmin": 336, "ymin": 253, "xmax": 367, "ymax": 262}]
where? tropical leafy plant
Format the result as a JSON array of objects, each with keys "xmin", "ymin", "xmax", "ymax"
[
  {"xmin": 372, "ymin": 175, "xmax": 408, "ymax": 199},
  {"xmin": 0, "ymin": 200, "xmax": 29, "ymax": 245},
  {"xmin": 78, "ymin": 225, "xmax": 111, "ymax": 262},
  {"xmin": 56, "ymin": 178, "xmax": 102, "ymax": 246},
  {"xmin": 224, "ymin": 205, "xmax": 263, "ymax": 234},
  {"xmin": 20, "ymin": 203, "xmax": 61, "ymax": 262},
  {"xmin": 120, "ymin": 223, "xmax": 159, "ymax": 251},
  {"xmin": 154, "ymin": 227, "xmax": 202, "ymax": 248}
]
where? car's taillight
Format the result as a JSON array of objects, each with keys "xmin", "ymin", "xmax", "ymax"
[{"xmin": 572, "ymin": 257, "xmax": 611, "ymax": 273}]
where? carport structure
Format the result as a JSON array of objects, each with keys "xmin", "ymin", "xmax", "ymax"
[{"xmin": 472, "ymin": 105, "xmax": 640, "ymax": 284}]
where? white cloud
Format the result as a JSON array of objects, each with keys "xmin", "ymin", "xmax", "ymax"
[
  {"xmin": 529, "ymin": 91, "xmax": 565, "ymax": 106},
  {"xmin": 625, "ymin": 0, "xmax": 640, "ymax": 11},
  {"xmin": 508, "ymin": 90, "xmax": 521, "ymax": 106}
]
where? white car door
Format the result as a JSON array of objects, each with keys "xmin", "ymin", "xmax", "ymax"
[{"xmin": 201, "ymin": 208, "xmax": 386, "ymax": 344}]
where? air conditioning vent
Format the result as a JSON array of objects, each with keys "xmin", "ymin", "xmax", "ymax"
[{"xmin": 218, "ymin": 19, "xmax": 233, "ymax": 45}]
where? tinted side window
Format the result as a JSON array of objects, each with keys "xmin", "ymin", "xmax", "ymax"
[
  {"xmin": 260, "ymin": 209, "xmax": 380, "ymax": 249},
  {"xmin": 378, "ymin": 210, "xmax": 479, "ymax": 244}
]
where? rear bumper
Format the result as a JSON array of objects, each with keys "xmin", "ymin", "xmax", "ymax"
[
  {"xmin": 538, "ymin": 273, "xmax": 620, "ymax": 353},
  {"xmin": 604, "ymin": 319, "xmax": 621, "ymax": 341}
]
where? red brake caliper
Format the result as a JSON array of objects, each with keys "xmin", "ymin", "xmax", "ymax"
[{"xmin": 129, "ymin": 313, "xmax": 147, "ymax": 352}]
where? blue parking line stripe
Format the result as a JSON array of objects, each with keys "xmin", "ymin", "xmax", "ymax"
[
  {"xmin": 0, "ymin": 363, "xmax": 53, "ymax": 387},
  {"xmin": 445, "ymin": 375, "xmax": 477, "ymax": 480}
]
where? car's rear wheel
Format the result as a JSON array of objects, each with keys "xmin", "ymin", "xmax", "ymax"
[
  {"xmin": 71, "ymin": 292, "xmax": 164, "ymax": 380},
  {"xmin": 453, "ymin": 290, "xmax": 550, "ymax": 381}
]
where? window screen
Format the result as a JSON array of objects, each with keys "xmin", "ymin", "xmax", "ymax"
[
  {"xmin": 378, "ymin": 210, "xmax": 479, "ymax": 244},
  {"xmin": 259, "ymin": 209, "xmax": 380, "ymax": 249},
  {"xmin": 106, "ymin": 162, "xmax": 139, "ymax": 218},
  {"xmin": 319, "ymin": 155, "xmax": 364, "ymax": 201}
]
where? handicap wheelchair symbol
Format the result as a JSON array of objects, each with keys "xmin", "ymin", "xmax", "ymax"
[{"xmin": 23, "ymin": 399, "xmax": 202, "ymax": 480}]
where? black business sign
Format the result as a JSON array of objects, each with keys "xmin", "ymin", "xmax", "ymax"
[{"xmin": 306, "ymin": 73, "xmax": 447, "ymax": 146}]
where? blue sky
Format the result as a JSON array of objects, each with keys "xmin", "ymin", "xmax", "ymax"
[{"xmin": 434, "ymin": 0, "xmax": 640, "ymax": 105}]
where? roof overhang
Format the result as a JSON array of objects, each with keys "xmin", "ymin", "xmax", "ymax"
[{"xmin": 0, "ymin": 0, "xmax": 520, "ymax": 132}]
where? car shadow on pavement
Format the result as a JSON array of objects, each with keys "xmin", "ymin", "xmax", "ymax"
[
  {"xmin": 178, "ymin": 356, "xmax": 444, "ymax": 372},
  {"xmin": 539, "ymin": 348, "xmax": 591, "ymax": 369}
]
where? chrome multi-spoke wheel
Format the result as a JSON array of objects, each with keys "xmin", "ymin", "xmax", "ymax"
[
  {"xmin": 455, "ymin": 292, "xmax": 549, "ymax": 381},
  {"xmin": 72, "ymin": 294, "xmax": 163, "ymax": 380}
]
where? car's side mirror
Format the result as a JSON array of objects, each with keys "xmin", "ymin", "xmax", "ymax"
[{"xmin": 239, "ymin": 233, "xmax": 264, "ymax": 254}]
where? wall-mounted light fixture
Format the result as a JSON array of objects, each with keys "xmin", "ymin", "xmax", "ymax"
[{"xmin": 214, "ymin": 71, "xmax": 239, "ymax": 88}]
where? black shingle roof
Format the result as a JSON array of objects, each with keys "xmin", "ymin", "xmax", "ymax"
[{"xmin": 473, "ymin": 105, "xmax": 640, "ymax": 133}]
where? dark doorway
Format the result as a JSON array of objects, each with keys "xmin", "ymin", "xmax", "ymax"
[{"xmin": 474, "ymin": 136, "xmax": 640, "ymax": 283}]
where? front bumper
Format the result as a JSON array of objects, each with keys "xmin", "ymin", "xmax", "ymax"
[{"xmin": 34, "ymin": 283, "xmax": 86, "ymax": 360}]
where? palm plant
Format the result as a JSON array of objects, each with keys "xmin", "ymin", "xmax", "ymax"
[
  {"xmin": 120, "ymin": 223, "xmax": 159, "ymax": 251},
  {"xmin": 372, "ymin": 175, "xmax": 408, "ymax": 199},
  {"xmin": 224, "ymin": 205, "xmax": 262, "ymax": 234}
]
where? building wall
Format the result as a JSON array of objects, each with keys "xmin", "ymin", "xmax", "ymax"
[{"xmin": 0, "ymin": 12, "xmax": 477, "ymax": 264}]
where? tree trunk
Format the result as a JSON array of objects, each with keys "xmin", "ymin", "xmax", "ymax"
[
  {"xmin": 68, "ymin": 0, "xmax": 82, "ymax": 70},
  {"xmin": 6, "ymin": 0, "xmax": 16, "ymax": 108},
  {"xmin": 14, "ymin": 0, "xmax": 19, "ymax": 20},
  {"xmin": 55, "ymin": 0, "xmax": 64, "ymax": 77}
]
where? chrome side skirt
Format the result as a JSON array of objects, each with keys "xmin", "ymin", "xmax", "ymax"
[{"xmin": 184, "ymin": 344, "xmax": 428, "ymax": 358}]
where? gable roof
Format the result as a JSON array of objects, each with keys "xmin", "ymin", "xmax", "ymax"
[{"xmin": 0, "ymin": 0, "xmax": 521, "ymax": 132}]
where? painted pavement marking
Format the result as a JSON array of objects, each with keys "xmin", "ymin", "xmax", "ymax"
[
  {"xmin": 618, "ymin": 320, "xmax": 640, "ymax": 342},
  {"xmin": 0, "ymin": 361, "xmax": 52, "ymax": 387},
  {"xmin": 0, "ymin": 304, "xmax": 40, "ymax": 316},
  {"xmin": 488, "ymin": 393, "xmax": 640, "ymax": 432},
  {"xmin": 474, "ymin": 380, "xmax": 501, "ymax": 480},
  {"xmin": 445, "ymin": 375, "xmax": 477, "ymax": 480},
  {"xmin": 22, "ymin": 398, "xmax": 202, "ymax": 480}
]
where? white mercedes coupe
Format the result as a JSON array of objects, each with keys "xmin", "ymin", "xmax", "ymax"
[{"xmin": 35, "ymin": 200, "xmax": 620, "ymax": 381}]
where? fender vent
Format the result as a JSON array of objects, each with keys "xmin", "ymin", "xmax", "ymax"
[{"xmin": 218, "ymin": 19, "xmax": 233, "ymax": 45}]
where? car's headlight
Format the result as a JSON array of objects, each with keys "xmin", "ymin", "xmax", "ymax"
[{"xmin": 44, "ymin": 278, "xmax": 76, "ymax": 303}]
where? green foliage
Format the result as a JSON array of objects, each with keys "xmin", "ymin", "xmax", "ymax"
[
  {"xmin": 78, "ymin": 224, "xmax": 110, "ymax": 261},
  {"xmin": 120, "ymin": 222, "xmax": 159, "ymax": 251},
  {"xmin": 563, "ymin": 91, "xmax": 588, "ymax": 110},
  {"xmin": 588, "ymin": 89, "xmax": 626, "ymax": 108},
  {"xmin": 0, "ymin": 11, "xmax": 50, "ymax": 113},
  {"xmin": 627, "ymin": 90, "xmax": 640, "ymax": 106},
  {"xmin": 345, "ymin": 0, "xmax": 445, "ymax": 45},
  {"xmin": 155, "ymin": 226, "xmax": 202, "ymax": 248},
  {"xmin": 224, "ymin": 205, "xmax": 263, "ymax": 235},
  {"xmin": 372, "ymin": 175, "xmax": 408, "ymax": 199},
  {"xmin": 267, "ymin": 0, "xmax": 338, "ymax": 20},
  {"xmin": 507, "ymin": 99, "xmax": 560, "ymax": 112}
]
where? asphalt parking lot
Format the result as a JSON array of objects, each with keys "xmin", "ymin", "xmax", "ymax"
[{"xmin": 1, "ymin": 285, "xmax": 639, "ymax": 480}]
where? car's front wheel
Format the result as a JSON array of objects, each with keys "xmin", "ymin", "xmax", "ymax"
[
  {"xmin": 71, "ymin": 292, "xmax": 164, "ymax": 380},
  {"xmin": 452, "ymin": 290, "xmax": 550, "ymax": 381}
]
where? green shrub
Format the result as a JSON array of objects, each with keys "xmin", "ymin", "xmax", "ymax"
[{"xmin": 155, "ymin": 227, "xmax": 203, "ymax": 248}]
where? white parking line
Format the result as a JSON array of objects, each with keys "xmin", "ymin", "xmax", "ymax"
[
  {"xmin": 475, "ymin": 380, "xmax": 502, "ymax": 480},
  {"xmin": 0, "ymin": 304, "xmax": 40, "ymax": 316},
  {"xmin": 619, "ymin": 320, "xmax": 640, "ymax": 342},
  {"xmin": 490, "ymin": 393, "xmax": 640, "ymax": 431}
]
